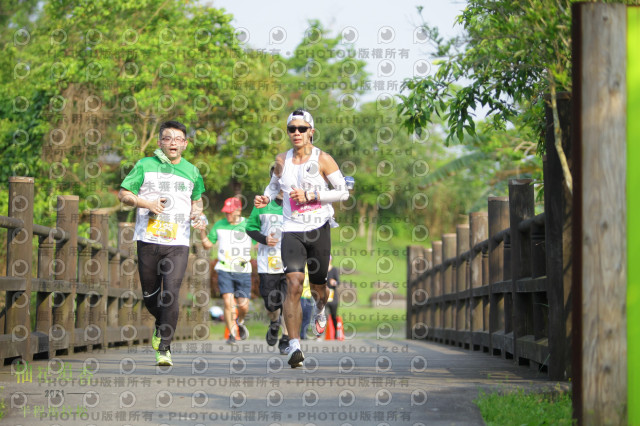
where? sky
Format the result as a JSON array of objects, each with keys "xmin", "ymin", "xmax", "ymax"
[{"xmin": 210, "ymin": 0, "xmax": 466, "ymax": 103}]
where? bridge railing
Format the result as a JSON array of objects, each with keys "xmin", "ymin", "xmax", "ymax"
[
  {"xmin": 407, "ymin": 95, "xmax": 573, "ymax": 380},
  {"xmin": 0, "ymin": 177, "xmax": 210, "ymax": 365}
]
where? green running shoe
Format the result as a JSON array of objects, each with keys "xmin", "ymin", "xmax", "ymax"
[{"xmin": 156, "ymin": 350, "xmax": 172, "ymax": 366}]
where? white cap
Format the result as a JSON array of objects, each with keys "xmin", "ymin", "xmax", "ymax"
[{"xmin": 287, "ymin": 110, "xmax": 314, "ymax": 129}]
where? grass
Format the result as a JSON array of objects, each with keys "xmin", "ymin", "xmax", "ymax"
[
  {"xmin": 0, "ymin": 386, "xmax": 4, "ymax": 421},
  {"xmin": 330, "ymin": 229, "xmax": 413, "ymax": 306},
  {"xmin": 205, "ymin": 229, "xmax": 416, "ymax": 341},
  {"xmin": 339, "ymin": 306, "xmax": 406, "ymax": 337},
  {"xmin": 474, "ymin": 388, "xmax": 574, "ymax": 426}
]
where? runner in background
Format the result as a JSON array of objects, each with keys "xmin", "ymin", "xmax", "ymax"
[
  {"xmin": 325, "ymin": 256, "xmax": 341, "ymax": 339},
  {"xmin": 246, "ymin": 170, "xmax": 290, "ymax": 355},
  {"xmin": 200, "ymin": 197, "xmax": 253, "ymax": 345},
  {"xmin": 299, "ymin": 267, "xmax": 314, "ymax": 340}
]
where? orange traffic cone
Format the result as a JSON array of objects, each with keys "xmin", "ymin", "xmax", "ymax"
[{"xmin": 325, "ymin": 314, "xmax": 335, "ymax": 340}]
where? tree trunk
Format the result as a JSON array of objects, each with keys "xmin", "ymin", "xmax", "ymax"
[
  {"xmin": 357, "ymin": 202, "xmax": 367, "ymax": 237},
  {"xmin": 366, "ymin": 206, "xmax": 377, "ymax": 252}
]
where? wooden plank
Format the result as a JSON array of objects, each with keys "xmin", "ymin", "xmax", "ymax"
[
  {"xmin": 573, "ymin": 3, "xmax": 627, "ymax": 424},
  {"xmin": 515, "ymin": 277, "xmax": 548, "ymax": 294},
  {"xmin": 471, "ymin": 286, "xmax": 490, "ymax": 297},
  {"xmin": 32, "ymin": 279, "xmax": 74, "ymax": 294},
  {"xmin": 0, "ymin": 277, "xmax": 26, "ymax": 292},
  {"xmin": 516, "ymin": 335, "xmax": 549, "ymax": 366},
  {"xmin": 491, "ymin": 280, "xmax": 512, "ymax": 295}
]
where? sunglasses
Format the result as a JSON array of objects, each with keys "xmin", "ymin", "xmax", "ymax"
[{"xmin": 287, "ymin": 126, "xmax": 311, "ymax": 134}]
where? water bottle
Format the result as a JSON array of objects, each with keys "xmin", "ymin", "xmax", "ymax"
[
  {"xmin": 191, "ymin": 215, "xmax": 208, "ymax": 228},
  {"xmin": 344, "ymin": 176, "xmax": 355, "ymax": 190},
  {"xmin": 149, "ymin": 198, "xmax": 168, "ymax": 219}
]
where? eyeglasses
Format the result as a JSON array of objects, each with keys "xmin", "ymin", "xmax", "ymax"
[
  {"xmin": 160, "ymin": 136, "xmax": 186, "ymax": 143},
  {"xmin": 287, "ymin": 126, "xmax": 311, "ymax": 134}
]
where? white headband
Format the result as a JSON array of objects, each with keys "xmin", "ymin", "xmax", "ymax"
[{"xmin": 287, "ymin": 110, "xmax": 314, "ymax": 129}]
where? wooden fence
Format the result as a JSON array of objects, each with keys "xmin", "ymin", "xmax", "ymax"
[
  {"xmin": 0, "ymin": 177, "xmax": 210, "ymax": 365},
  {"xmin": 407, "ymin": 95, "xmax": 573, "ymax": 381}
]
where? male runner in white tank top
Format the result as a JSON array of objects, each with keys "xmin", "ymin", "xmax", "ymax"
[{"xmin": 254, "ymin": 109, "xmax": 349, "ymax": 368}]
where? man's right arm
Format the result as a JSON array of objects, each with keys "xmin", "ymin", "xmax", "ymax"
[
  {"xmin": 255, "ymin": 153, "xmax": 285, "ymax": 208},
  {"xmin": 118, "ymin": 189, "xmax": 166, "ymax": 214}
]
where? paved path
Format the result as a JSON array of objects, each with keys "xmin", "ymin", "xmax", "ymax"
[{"xmin": 0, "ymin": 337, "xmax": 564, "ymax": 425}]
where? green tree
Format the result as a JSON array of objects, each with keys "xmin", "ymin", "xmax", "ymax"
[
  {"xmin": 0, "ymin": 0, "xmax": 280, "ymax": 227},
  {"xmin": 398, "ymin": 0, "xmax": 573, "ymax": 147}
]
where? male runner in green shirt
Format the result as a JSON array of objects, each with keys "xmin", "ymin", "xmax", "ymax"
[{"xmin": 118, "ymin": 120, "xmax": 206, "ymax": 366}]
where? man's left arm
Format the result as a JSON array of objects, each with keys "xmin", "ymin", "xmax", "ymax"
[{"xmin": 306, "ymin": 152, "xmax": 349, "ymax": 203}]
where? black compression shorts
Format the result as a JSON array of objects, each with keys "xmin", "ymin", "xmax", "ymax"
[{"xmin": 281, "ymin": 221, "xmax": 331, "ymax": 285}]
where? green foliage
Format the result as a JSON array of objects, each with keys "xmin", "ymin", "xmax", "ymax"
[
  {"xmin": 398, "ymin": 0, "xmax": 573, "ymax": 147},
  {"xmin": 475, "ymin": 388, "xmax": 574, "ymax": 425},
  {"xmin": 0, "ymin": 0, "xmax": 548, "ymax": 249}
]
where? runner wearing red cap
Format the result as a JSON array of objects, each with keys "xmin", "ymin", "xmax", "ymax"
[{"xmin": 200, "ymin": 197, "xmax": 253, "ymax": 344}]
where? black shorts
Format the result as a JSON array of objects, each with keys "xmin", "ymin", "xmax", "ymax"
[
  {"xmin": 259, "ymin": 273, "xmax": 287, "ymax": 312},
  {"xmin": 281, "ymin": 221, "xmax": 331, "ymax": 285}
]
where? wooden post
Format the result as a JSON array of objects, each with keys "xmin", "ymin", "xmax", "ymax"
[
  {"xmin": 470, "ymin": 212, "xmax": 488, "ymax": 350},
  {"xmin": 488, "ymin": 197, "xmax": 509, "ymax": 356},
  {"xmin": 406, "ymin": 245, "xmax": 423, "ymax": 339},
  {"xmin": 456, "ymin": 225, "xmax": 469, "ymax": 347},
  {"xmin": 36, "ymin": 228, "xmax": 55, "ymax": 358},
  {"xmin": 432, "ymin": 241, "xmax": 443, "ymax": 335},
  {"xmin": 76, "ymin": 240, "xmax": 91, "ymax": 349},
  {"xmin": 442, "ymin": 234, "xmax": 456, "ymax": 337},
  {"xmin": 509, "ymin": 179, "xmax": 534, "ymax": 363},
  {"xmin": 118, "ymin": 223, "xmax": 136, "ymax": 338},
  {"xmin": 544, "ymin": 92, "xmax": 573, "ymax": 381},
  {"xmin": 54, "ymin": 196, "xmax": 78, "ymax": 355},
  {"xmin": 572, "ymin": 3, "xmax": 627, "ymax": 424},
  {"xmin": 89, "ymin": 210, "xmax": 109, "ymax": 349},
  {"xmin": 6, "ymin": 177, "xmax": 34, "ymax": 362},
  {"xmin": 107, "ymin": 248, "xmax": 119, "ymax": 336},
  {"xmin": 424, "ymin": 248, "xmax": 433, "ymax": 338}
]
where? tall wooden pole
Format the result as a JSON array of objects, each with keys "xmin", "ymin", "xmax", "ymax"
[{"xmin": 573, "ymin": 3, "xmax": 627, "ymax": 424}]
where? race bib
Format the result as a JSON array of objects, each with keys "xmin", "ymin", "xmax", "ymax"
[
  {"xmin": 146, "ymin": 217, "xmax": 178, "ymax": 240},
  {"xmin": 327, "ymin": 289, "xmax": 335, "ymax": 302},
  {"xmin": 290, "ymin": 198, "xmax": 321, "ymax": 217}
]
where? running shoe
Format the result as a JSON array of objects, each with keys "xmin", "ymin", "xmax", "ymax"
[
  {"xmin": 226, "ymin": 335, "xmax": 237, "ymax": 345},
  {"xmin": 151, "ymin": 328, "xmax": 161, "ymax": 351},
  {"xmin": 155, "ymin": 350, "xmax": 172, "ymax": 366},
  {"xmin": 278, "ymin": 335, "xmax": 290, "ymax": 355},
  {"xmin": 287, "ymin": 348, "xmax": 304, "ymax": 368},
  {"xmin": 266, "ymin": 320, "xmax": 279, "ymax": 346},
  {"xmin": 236, "ymin": 319, "xmax": 249, "ymax": 340},
  {"xmin": 313, "ymin": 309, "xmax": 327, "ymax": 336}
]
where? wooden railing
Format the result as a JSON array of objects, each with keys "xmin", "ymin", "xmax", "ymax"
[
  {"xmin": 407, "ymin": 95, "xmax": 573, "ymax": 380},
  {"xmin": 0, "ymin": 177, "xmax": 210, "ymax": 365}
]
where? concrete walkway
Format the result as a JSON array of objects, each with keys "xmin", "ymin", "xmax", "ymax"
[{"xmin": 0, "ymin": 337, "xmax": 564, "ymax": 425}]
